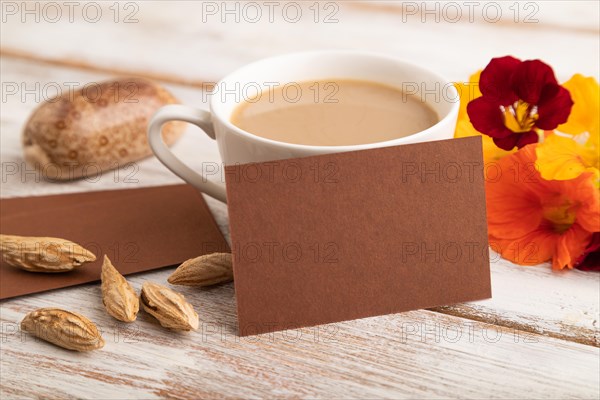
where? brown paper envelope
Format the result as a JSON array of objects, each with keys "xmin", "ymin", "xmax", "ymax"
[
  {"xmin": 225, "ymin": 137, "xmax": 491, "ymax": 336},
  {"xmin": 1, "ymin": 184, "xmax": 229, "ymax": 299}
]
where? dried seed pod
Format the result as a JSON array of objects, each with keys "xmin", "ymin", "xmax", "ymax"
[
  {"xmin": 22, "ymin": 77, "xmax": 185, "ymax": 181},
  {"xmin": 101, "ymin": 255, "xmax": 139, "ymax": 322},
  {"xmin": 0, "ymin": 234, "xmax": 96, "ymax": 272},
  {"xmin": 168, "ymin": 253, "xmax": 233, "ymax": 287},
  {"xmin": 140, "ymin": 282, "xmax": 199, "ymax": 331},
  {"xmin": 21, "ymin": 308, "xmax": 105, "ymax": 351}
]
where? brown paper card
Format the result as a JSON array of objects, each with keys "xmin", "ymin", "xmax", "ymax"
[
  {"xmin": 0, "ymin": 184, "xmax": 229, "ymax": 299},
  {"xmin": 226, "ymin": 137, "xmax": 491, "ymax": 336},
  {"xmin": 0, "ymin": 185, "xmax": 176, "ymax": 218}
]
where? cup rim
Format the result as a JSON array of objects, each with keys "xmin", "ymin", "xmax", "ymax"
[{"xmin": 210, "ymin": 50, "xmax": 460, "ymax": 151}]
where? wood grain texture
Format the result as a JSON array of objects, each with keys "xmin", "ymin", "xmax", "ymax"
[
  {"xmin": 347, "ymin": 1, "xmax": 600, "ymax": 34},
  {"xmin": 1, "ymin": 1, "xmax": 599, "ymax": 84},
  {"xmin": 1, "ymin": 1, "xmax": 600, "ymax": 397},
  {"xmin": 1, "ymin": 269, "xmax": 599, "ymax": 399},
  {"xmin": 434, "ymin": 252, "xmax": 600, "ymax": 347}
]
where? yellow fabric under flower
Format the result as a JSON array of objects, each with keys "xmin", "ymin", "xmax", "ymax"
[{"xmin": 454, "ymin": 71, "xmax": 515, "ymax": 162}]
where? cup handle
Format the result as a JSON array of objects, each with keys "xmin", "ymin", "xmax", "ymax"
[{"xmin": 147, "ymin": 104, "xmax": 227, "ymax": 203}]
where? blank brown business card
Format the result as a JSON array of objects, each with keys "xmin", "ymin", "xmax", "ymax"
[
  {"xmin": 225, "ymin": 137, "xmax": 491, "ymax": 336},
  {"xmin": 1, "ymin": 184, "xmax": 229, "ymax": 299}
]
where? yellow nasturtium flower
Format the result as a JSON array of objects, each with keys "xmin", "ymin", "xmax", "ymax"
[
  {"xmin": 536, "ymin": 75, "xmax": 599, "ymax": 183},
  {"xmin": 536, "ymin": 134, "xmax": 599, "ymax": 182},
  {"xmin": 558, "ymin": 74, "xmax": 599, "ymax": 148},
  {"xmin": 457, "ymin": 71, "xmax": 482, "ymax": 120},
  {"xmin": 454, "ymin": 71, "xmax": 515, "ymax": 162}
]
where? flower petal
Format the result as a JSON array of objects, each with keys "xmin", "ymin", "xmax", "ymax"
[
  {"xmin": 486, "ymin": 190, "xmax": 542, "ymax": 239},
  {"xmin": 494, "ymin": 131, "xmax": 538, "ymax": 151},
  {"xmin": 493, "ymin": 135, "xmax": 519, "ymax": 151},
  {"xmin": 515, "ymin": 131, "xmax": 540, "ymax": 148},
  {"xmin": 575, "ymin": 232, "xmax": 600, "ymax": 271},
  {"xmin": 455, "ymin": 70, "xmax": 482, "ymax": 121},
  {"xmin": 573, "ymin": 174, "xmax": 600, "ymax": 233},
  {"xmin": 512, "ymin": 60, "xmax": 559, "ymax": 105},
  {"xmin": 467, "ymin": 97, "xmax": 513, "ymax": 139},
  {"xmin": 454, "ymin": 120, "xmax": 515, "ymax": 163},
  {"xmin": 536, "ymin": 134, "xmax": 589, "ymax": 180},
  {"xmin": 553, "ymin": 223, "xmax": 591, "ymax": 269},
  {"xmin": 559, "ymin": 74, "xmax": 600, "ymax": 140},
  {"xmin": 479, "ymin": 56, "xmax": 520, "ymax": 104},
  {"xmin": 489, "ymin": 223, "xmax": 556, "ymax": 266},
  {"xmin": 536, "ymin": 84, "xmax": 574, "ymax": 130},
  {"xmin": 485, "ymin": 147, "xmax": 544, "ymax": 239}
]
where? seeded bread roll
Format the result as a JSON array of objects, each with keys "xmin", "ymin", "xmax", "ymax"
[{"xmin": 22, "ymin": 77, "xmax": 185, "ymax": 180}]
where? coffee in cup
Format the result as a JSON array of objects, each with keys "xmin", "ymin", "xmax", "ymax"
[{"xmin": 230, "ymin": 79, "xmax": 439, "ymax": 146}]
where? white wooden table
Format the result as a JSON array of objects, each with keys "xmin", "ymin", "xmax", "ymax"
[{"xmin": 1, "ymin": 1, "xmax": 599, "ymax": 398}]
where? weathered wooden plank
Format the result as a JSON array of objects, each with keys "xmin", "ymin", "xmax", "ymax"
[
  {"xmin": 1, "ymin": 269, "xmax": 598, "ymax": 399},
  {"xmin": 348, "ymin": 0, "xmax": 600, "ymax": 33},
  {"xmin": 434, "ymin": 252, "xmax": 600, "ymax": 347},
  {"xmin": 1, "ymin": 1, "xmax": 598, "ymax": 85}
]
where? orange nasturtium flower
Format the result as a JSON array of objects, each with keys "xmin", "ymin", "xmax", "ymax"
[
  {"xmin": 536, "ymin": 75, "xmax": 600, "ymax": 182},
  {"xmin": 486, "ymin": 144, "xmax": 599, "ymax": 270},
  {"xmin": 454, "ymin": 71, "xmax": 515, "ymax": 163}
]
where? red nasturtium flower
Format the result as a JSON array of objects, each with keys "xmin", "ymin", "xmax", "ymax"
[
  {"xmin": 467, "ymin": 56, "xmax": 574, "ymax": 150},
  {"xmin": 486, "ymin": 145, "xmax": 599, "ymax": 270}
]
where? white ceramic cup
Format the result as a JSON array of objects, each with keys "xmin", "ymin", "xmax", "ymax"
[{"xmin": 147, "ymin": 51, "xmax": 459, "ymax": 203}]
